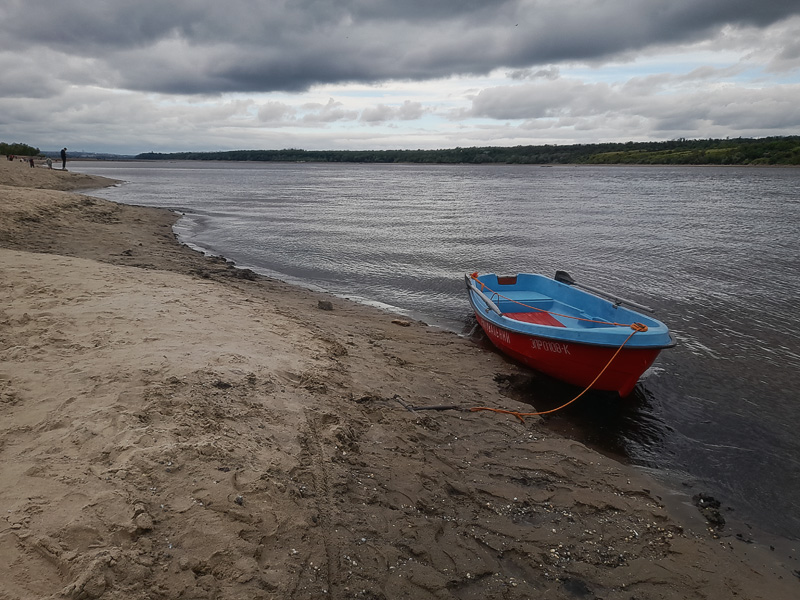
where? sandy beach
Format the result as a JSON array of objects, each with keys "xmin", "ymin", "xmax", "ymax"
[{"xmin": 1, "ymin": 157, "xmax": 798, "ymax": 599}]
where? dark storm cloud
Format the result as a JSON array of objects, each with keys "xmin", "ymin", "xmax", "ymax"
[{"xmin": 3, "ymin": 0, "xmax": 799, "ymax": 95}]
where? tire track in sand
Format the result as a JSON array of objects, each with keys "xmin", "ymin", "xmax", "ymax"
[{"xmin": 300, "ymin": 409, "xmax": 340, "ymax": 598}]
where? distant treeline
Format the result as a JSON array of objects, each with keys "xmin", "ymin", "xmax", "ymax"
[
  {"xmin": 136, "ymin": 136, "xmax": 800, "ymax": 165},
  {"xmin": 0, "ymin": 142, "xmax": 40, "ymax": 156}
]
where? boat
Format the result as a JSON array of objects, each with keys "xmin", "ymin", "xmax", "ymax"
[{"xmin": 465, "ymin": 271, "xmax": 675, "ymax": 397}]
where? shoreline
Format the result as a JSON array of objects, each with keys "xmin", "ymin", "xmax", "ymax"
[
  {"xmin": 2, "ymin": 156, "xmax": 798, "ymax": 599},
  {"xmin": 69, "ymin": 156, "xmax": 800, "ymax": 168}
]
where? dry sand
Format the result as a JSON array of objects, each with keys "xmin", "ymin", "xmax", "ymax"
[{"xmin": 1, "ymin": 157, "xmax": 798, "ymax": 599}]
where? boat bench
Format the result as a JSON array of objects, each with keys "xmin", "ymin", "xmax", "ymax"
[
  {"xmin": 498, "ymin": 291, "xmax": 549, "ymax": 302},
  {"xmin": 492, "ymin": 292, "xmax": 564, "ymax": 327},
  {"xmin": 492, "ymin": 290, "xmax": 552, "ymax": 312}
]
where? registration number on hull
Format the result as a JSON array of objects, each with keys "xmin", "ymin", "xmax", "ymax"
[
  {"xmin": 481, "ymin": 316, "xmax": 571, "ymax": 356},
  {"xmin": 531, "ymin": 338, "xmax": 571, "ymax": 355}
]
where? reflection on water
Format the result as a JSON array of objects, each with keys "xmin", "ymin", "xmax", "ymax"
[{"xmin": 73, "ymin": 161, "xmax": 800, "ymax": 540}]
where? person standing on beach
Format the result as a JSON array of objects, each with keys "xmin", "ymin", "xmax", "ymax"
[{"xmin": 61, "ymin": 147, "xmax": 67, "ymax": 170}]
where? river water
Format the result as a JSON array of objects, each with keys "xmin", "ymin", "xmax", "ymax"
[{"xmin": 72, "ymin": 160, "xmax": 800, "ymax": 541}]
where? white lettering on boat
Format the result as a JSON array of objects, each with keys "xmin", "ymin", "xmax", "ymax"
[
  {"xmin": 530, "ymin": 338, "xmax": 571, "ymax": 355},
  {"xmin": 481, "ymin": 321, "xmax": 511, "ymax": 344}
]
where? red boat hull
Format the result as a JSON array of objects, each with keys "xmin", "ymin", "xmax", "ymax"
[{"xmin": 475, "ymin": 313, "xmax": 661, "ymax": 397}]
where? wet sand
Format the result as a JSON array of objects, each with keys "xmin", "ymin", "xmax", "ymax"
[{"xmin": 1, "ymin": 156, "xmax": 798, "ymax": 599}]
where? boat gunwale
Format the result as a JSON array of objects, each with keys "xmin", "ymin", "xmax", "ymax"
[{"xmin": 467, "ymin": 274, "xmax": 675, "ymax": 350}]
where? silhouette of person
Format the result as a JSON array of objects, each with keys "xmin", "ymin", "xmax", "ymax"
[{"xmin": 61, "ymin": 147, "xmax": 67, "ymax": 170}]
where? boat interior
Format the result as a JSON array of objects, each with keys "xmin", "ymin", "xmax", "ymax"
[{"xmin": 487, "ymin": 289, "xmax": 607, "ymax": 329}]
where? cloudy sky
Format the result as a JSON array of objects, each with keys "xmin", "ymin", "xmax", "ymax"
[{"xmin": 2, "ymin": 0, "xmax": 799, "ymax": 154}]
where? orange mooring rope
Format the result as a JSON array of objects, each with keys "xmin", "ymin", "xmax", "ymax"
[{"xmin": 468, "ymin": 272, "xmax": 650, "ymax": 421}]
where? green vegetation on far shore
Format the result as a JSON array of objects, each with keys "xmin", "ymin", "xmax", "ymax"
[
  {"xmin": 136, "ymin": 136, "xmax": 800, "ymax": 166},
  {"xmin": 0, "ymin": 142, "xmax": 40, "ymax": 157}
]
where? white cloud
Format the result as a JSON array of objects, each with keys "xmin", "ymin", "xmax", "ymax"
[
  {"xmin": 257, "ymin": 101, "xmax": 295, "ymax": 123},
  {"xmin": 360, "ymin": 101, "xmax": 425, "ymax": 124},
  {"xmin": 1, "ymin": 2, "xmax": 798, "ymax": 153},
  {"xmin": 300, "ymin": 98, "xmax": 359, "ymax": 124}
]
